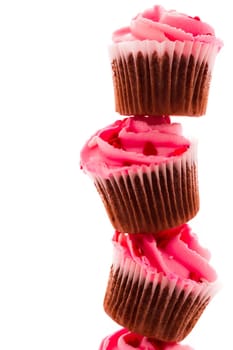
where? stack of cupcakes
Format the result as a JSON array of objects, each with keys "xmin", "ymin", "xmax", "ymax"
[{"xmin": 80, "ymin": 5, "xmax": 223, "ymax": 350}]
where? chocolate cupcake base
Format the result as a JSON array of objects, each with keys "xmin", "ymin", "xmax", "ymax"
[
  {"xmin": 109, "ymin": 40, "xmax": 219, "ymax": 116},
  {"xmin": 94, "ymin": 143, "xmax": 199, "ymax": 234},
  {"xmin": 103, "ymin": 249, "xmax": 218, "ymax": 342}
]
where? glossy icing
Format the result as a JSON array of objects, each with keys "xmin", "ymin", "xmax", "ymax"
[
  {"xmin": 112, "ymin": 5, "xmax": 222, "ymax": 50},
  {"xmin": 80, "ymin": 116, "xmax": 190, "ymax": 178},
  {"xmin": 99, "ymin": 328, "xmax": 193, "ymax": 350},
  {"xmin": 114, "ymin": 224, "xmax": 217, "ymax": 283}
]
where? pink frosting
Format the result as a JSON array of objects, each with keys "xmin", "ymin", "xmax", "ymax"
[
  {"xmin": 114, "ymin": 224, "xmax": 217, "ymax": 283},
  {"xmin": 80, "ymin": 116, "xmax": 190, "ymax": 178},
  {"xmin": 112, "ymin": 5, "xmax": 222, "ymax": 49},
  {"xmin": 99, "ymin": 328, "xmax": 194, "ymax": 350}
]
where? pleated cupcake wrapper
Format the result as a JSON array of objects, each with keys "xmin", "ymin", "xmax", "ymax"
[
  {"xmin": 109, "ymin": 40, "xmax": 219, "ymax": 71},
  {"xmin": 109, "ymin": 40, "xmax": 219, "ymax": 116},
  {"xmin": 94, "ymin": 141, "xmax": 199, "ymax": 234},
  {"xmin": 103, "ymin": 245, "xmax": 219, "ymax": 342}
]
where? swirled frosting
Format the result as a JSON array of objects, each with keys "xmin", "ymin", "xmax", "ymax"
[
  {"xmin": 112, "ymin": 5, "xmax": 222, "ymax": 49},
  {"xmin": 99, "ymin": 328, "xmax": 193, "ymax": 350},
  {"xmin": 114, "ymin": 224, "xmax": 217, "ymax": 283},
  {"xmin": 80, "ymin": 116, "xmax": 190, "ymax": 178}
]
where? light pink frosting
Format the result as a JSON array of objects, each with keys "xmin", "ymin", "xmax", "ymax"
[
  {"xmin": 114, "ymin": 224, "xmax": 217, "ymax": 283},
  {"xmin": 99, "ymin": 328, "xmax": 194, "ymax": 350},
  {"xmin": 80, "ymin": 116, "xmax": 190, "ymax": 178},
  {"xmin": 112, "ymin": 5, "xmax": 222, "ymax": 49}
]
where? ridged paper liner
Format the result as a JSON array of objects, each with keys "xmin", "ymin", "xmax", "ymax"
[
  {"xmin": 103, "ymin": 245, "xmax": 219, "ymax": 342},
  {"xmin": 109, "ymin": 40, "xmax": 219, "ymax": 116},
  {"xmin": 94, "ymin": 142, "xmax": 199, "ymax": 234}
]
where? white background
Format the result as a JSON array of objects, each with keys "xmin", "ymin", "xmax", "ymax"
[{"xmin": 0, "ymin": 1, "xmax": 231, "ymax": 349}]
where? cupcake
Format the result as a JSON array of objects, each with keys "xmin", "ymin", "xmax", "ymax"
[
  {"xmin": 80, "ymin": 115, "xmax": 199, "ymax": 234},
  {"xmin": 109, "ymin": 5, "xmax": 223, "ymax": 116},
  {"xmin": 103, "ymin": 225, "xmax": 218, "ymax": 342},
  {"xmin": 99, "ymin": 328, "xmax": 194, "ymax": 350}
]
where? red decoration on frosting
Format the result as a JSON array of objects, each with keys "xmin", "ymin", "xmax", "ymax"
[
  {"xmin": 132, "ymin": 241, "xmax": 144, "ymax": 257},
  {"xmin": 108, "ymin": 132, "xmax": 122, "ymax": 149},
  {"xmin": 189, "ymin": 271, "xmax": 201, "ymax": 282},
  {"xmin": 169, "ymin": 146, "xmax": 188, "ymax": 156},
  {"xmin": 123, "ymin": 332, "xmax": 142, "ymax": 347},
  {"xmin": 155, "ymin": 226, "xmax": 183, "ymax": 247},
  {"xmin": 143, "ymin": 141, "xmax": 158, "ymax": 156},
  {"xmin": 123, "ymin": 161, "xmax": 132, "ymax": 167}
]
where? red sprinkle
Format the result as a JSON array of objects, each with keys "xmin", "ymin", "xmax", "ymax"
[
  {"xmin": 143, "ymin": 141, "xmax": 158, "ymax": 156},
  {"xmin": 124, "ymin": 333, "xmax": 142, "ymax": 347},
  {"xmin": 108, "ymin": 132, "xmax": 122, "ymax": 149},
  {"xmin": 188, "ymin": 15, "xmax": 200, "ymax": 21},
  {"xmin": 189, "ymin": 271, "xmax": 201, "ymax": 282},
  {"xmin": 131, "ymin": 235, "xmax": 144, "ymax": 257},
  {"xmin": 123, "ymin": 161, "xmax": 132, "ymax": 167},
  {"xmin": 169, "ymin": 146, "xmax": 188, "ymax": 156},
  {"xmin": 132, "ymin": 244, "xmax": 143, "ymax": 257}
]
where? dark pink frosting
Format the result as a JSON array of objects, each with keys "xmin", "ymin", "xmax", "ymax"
[
  {"xmin": 114, "ymin": 224, "xmax": 217, "ymax": 283},
  {"xmin": 112, "ymin": 5, "xmax": 222, "ymax": 49},
  {"xmin": 99, "ymin": 328, "xmax": 194, "ymax": 350},
  {"xmin": 80, "ymin": 116, "xmax": 190, "ymax": 178}
]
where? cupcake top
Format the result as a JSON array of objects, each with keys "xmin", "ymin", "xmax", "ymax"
[
  {"xmin": 112, "ymin": 4, "xmax": 223, "ymax": 49},
  {"xmin": 80, "ymin": 116, "xmax": 191, "ymax": 178},
  {"xmin": 99, "ymin": 328, "xmax": 194, "ymax": 350},
  {"xmin": 114, "ymin": 224, "xmax": 217, "ymax": 283}
]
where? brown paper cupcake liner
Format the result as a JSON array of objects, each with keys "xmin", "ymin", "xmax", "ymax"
[
  {"xmin": 103, "ymin": 247, "xmax": 219, "ymax": 342},
  {"xmin": 94, "ymin": 142, "xmax": 199, "ymax": 234},
  {"xmin": 109, "ymin": 40, "xmax": 219, "ymax": 116}
]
